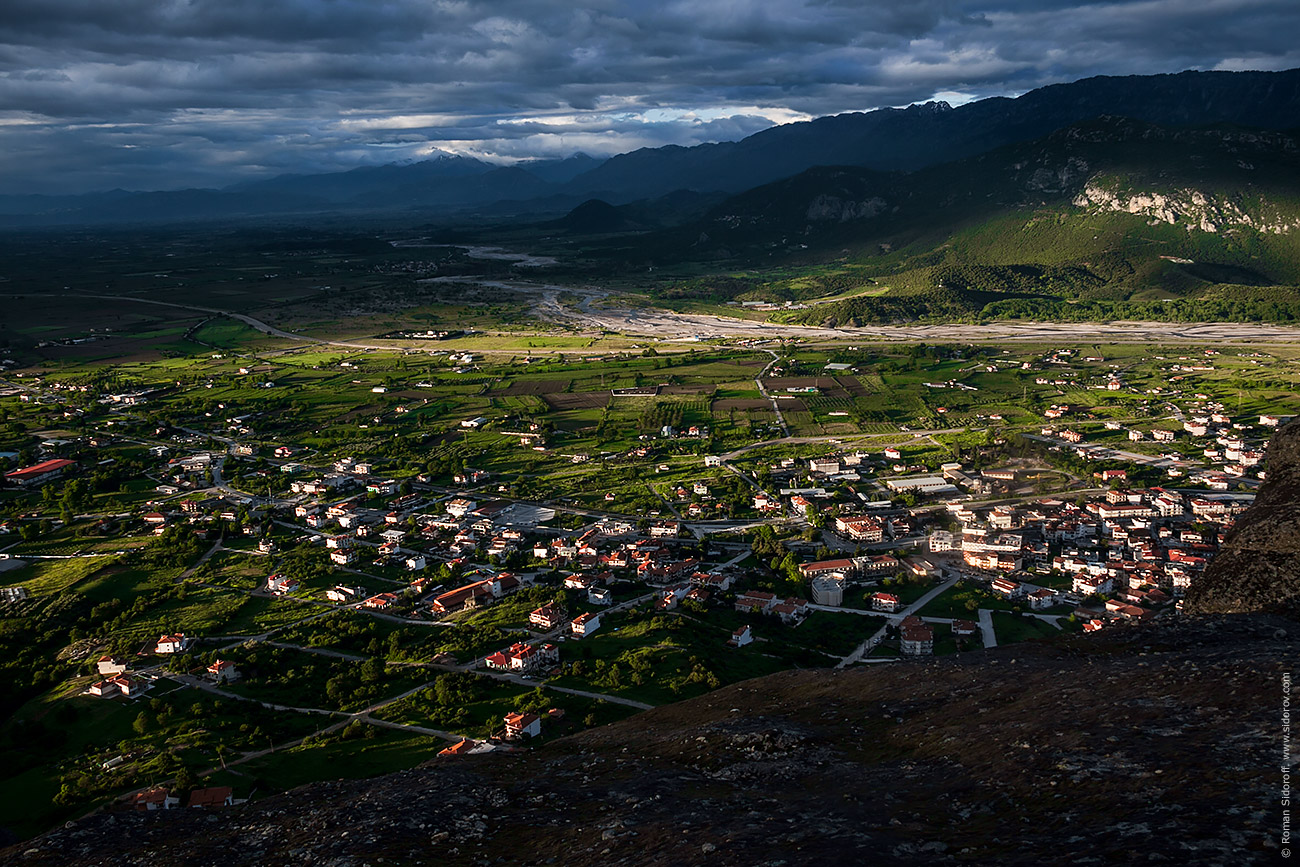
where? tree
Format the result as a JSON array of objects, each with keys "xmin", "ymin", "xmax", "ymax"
[
  {"xmin": 360, "ymin": 657, "xmax": 385, "ymax": 683},
  {"xmin": 173, "ymin": 765, "xmax": 197, "ymax": 795},
  {"xmin": 132, "ymin": 711, "xmax": 152, "ymax": 736}
]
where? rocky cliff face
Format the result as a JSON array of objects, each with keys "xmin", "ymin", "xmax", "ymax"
[
  {"xmin": 1184, "ymin": 420, "xmax": 1300, "ymax": 617},
  {"xmin": 1072, "ymin": 183, "xmax": 1300, "ymax": 234}
]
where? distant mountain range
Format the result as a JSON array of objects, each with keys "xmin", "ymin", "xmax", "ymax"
[
  {"xmin": 629, "ymin": 115, "xmax": 1300, "ymax": 257},
  {"xmin": 570, "ymin": 112, "xmax": 1300, "ymax": 326},
  {"xmin": 1, "ymin": 68, "xmax": 1298, "ymax": 227}
]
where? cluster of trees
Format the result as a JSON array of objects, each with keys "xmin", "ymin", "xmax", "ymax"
[
  {"xmin": 569, "ymin": 646, "xmax": 722, "ymax": 694},
  {"xmin": 275, "ymin": 543, "xmax": 332, "ymax": 587},
  {"xmin": 140, "ymin": 526, "xmax": 206, "ymax": 569},
  {"xmin": 749, "ymin": 526, "xmax": 812, "ymax": 597},
  {"xmin": 276, "ymin": 612, "xmax": 444, "ymax": 662},
  {"xmin": 796, "ymin": 256, "xmax": 1300, "ymax": 327},
  {"xmin": 652, "ymin": 275, "xmax": 762, "ymax": 302},
  {"xmin": 226, "ymin": 644, "xmax": 411, "ymax": 713},
  {"xmin": 638, "ymin": 401, "xmax": 685, "ymax": 434},
  {"xmin": 50, "ymin": 695, "xmax": 288, "ymax": 810},
  {"xmin": 396, "ymin": 673, "xmax": 557, "ymax": 735},
  {"xmin": 0, "ymin": 595, "xmax": 82, "ymax": 720}
]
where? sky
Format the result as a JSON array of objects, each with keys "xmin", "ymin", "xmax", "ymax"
[{"xmin": 0, "ymin": 0, "xmax": 1296, "ymax": 195}]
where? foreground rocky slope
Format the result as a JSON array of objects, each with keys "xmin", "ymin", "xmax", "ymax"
[
  {"xmin": 7, "ymin": 614, "xmax": 1292, "ymax": 867},
  {"xmin": 1185, "ymin": 420, "xmax": 1300, "ymax": 618}
]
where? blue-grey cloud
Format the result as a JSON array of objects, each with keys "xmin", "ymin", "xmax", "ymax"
[{"xmin": 0, "ymin": 0, "xmax": 1294, "ymax": 193}]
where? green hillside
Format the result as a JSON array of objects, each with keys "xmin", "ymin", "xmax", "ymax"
[{"xmin": 597, "ymin": 118, "xmax": 1300, "ymax": 324}]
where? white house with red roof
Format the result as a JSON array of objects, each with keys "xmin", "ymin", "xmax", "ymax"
[
  {"xmin": 798, "ymin": 558, "xmax": 854, "ymax": 579},
  {"xmin": 990, "ymin": 577, "xmax": 1024, "ymax": 599},
  {"xmin": 771, "ymin": 598, "xmax": 809, "ymax": 625},
  {"xmin": 186, "ymin": 786, "xmax": 235, "ymax": 808},
  {"xmin": 266, "ymin": 573, "xmax": 301, "ymax": 595},
  {"xmin": 439, "ymin": 738, "xmax": 477, "ymax": 757},
  {"xmin": 835, "ymin": 516, "xmax": 884, "ymax": 543},
  {"xmin": 363, "ymin": 592, "xmax": 399, "ymax": 609},
  {"xmin": 207, "ymin": 660, "xmax": 240, "ymax": 683},
  {"xmin": 728, "ymin": 625, "xmax": 754, "ymax": 647},
  {"xmin": 563, "ymin": 574, "xmax": 595, "ymax": 591},
  {"xmin": 570, "ymin": 612, "xmax": 601, "ymax": 637},
  {"xmin": 899, "ymin": 616, "xmax": 934, "ymax": 655},
  {"xmin": 484, "ymin": 642, "xmax": 559, "ymax": 673},
  {"xmin": 1027, "ymin": 588, "xmax": 1059, "ymax": 610},
  {"xmin": 504, "ymin": 711, "xmax": 542, "ymax": 740},
  {"xmin": 952, "ymin": 619, "xmax": 978, "ymax": 640},
  {"xmin": 529, "ymin": 602, "xmax": 563, "ymax": 630},
  {"xmin": 134, "ymin": 787, "xmax": 180, "ymax": 811},
  {"xmin": 88, "ymin": 680, "xmax": 117, "ymax": 697},
  {"xmin": 96, "ymin": 655, "xmax": 128, "ymax": 676},
  {"xmin": 789, "ymin": 495, "xmax": 814, "ymax": 516},
  {"xmin": 870, "ymin": 592, "xmax": 901, "ymax": 613},
  {"xmin": 734, "ymin": 590, "xmax": 778, "ymax": 614},
  {"xmin": 155, "ymin": 633, "xmax": 191, "ymax": 654},
  {"xmin": 112, "ymin": 675, "xmax": 145, "ymax": 697}
]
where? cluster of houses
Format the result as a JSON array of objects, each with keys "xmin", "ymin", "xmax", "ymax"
[
  {"xmin": 1043, "ymin": 402, "xmax": 1277, "ymax": 490},
  {"xmin": 18, "ymin": 371, "xmax": 1275, "ymax": 730},
  {"xmin": 734, "ymin": 590, "xmax": 810, "ymax": 625},
  {"xmin": 484, "ymin": 641, "xmax": 560, "ymax": 673},
  {"xmin": 132, "ymin": 785, "xmax": 241, "ymax": 811},
  {"xmin": 86, "ymin": 637, "xmax": 237, "ymax": 700},
  {"xmin": 925, "ymin": 485, "xmax": 1247, "ymax": 629},
  {"xmin": 87, "ymin": 655, "xmax": 146, "ymax": 698}
]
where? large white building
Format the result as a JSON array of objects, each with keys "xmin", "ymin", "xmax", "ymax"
[
  {"xmin": 885, "ymin": 476, "xmax": 960, "ymax": 496},
  {"xmin": 810, "ymin": 575, "xmax": 845, "ymax": 607}
]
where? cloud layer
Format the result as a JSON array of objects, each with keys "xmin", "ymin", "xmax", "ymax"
[{"xmin": 0, "ymin": 0, "xmax": 1295, "ymax": 194}]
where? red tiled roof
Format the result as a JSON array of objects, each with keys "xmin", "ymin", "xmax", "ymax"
[
  {"xmin": 5, "ymin": 458, "xmax": 74, "ymax": 480},
  {"xmin": 901, "ymin": 622, "xmax": 934, "ymax": 641},
  {"xmin": 186, "ymin": 786, "xmax": 232, "ymax": 808},
  {"xmin": 439, "ymin": 738, "xmax": 476, "ymax": 756},
  {"xmin": 134, "ymin": 787, "xmax": 171, "ymax": 807}
]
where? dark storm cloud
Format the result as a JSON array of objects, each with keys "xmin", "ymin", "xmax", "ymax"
[{"xmin": 0, "ymin": 0, "xmax": 1294, "ymax": 193}]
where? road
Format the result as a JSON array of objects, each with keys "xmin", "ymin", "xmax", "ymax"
[
  {"xmin": 542, "ymin": 683, "xmax": 653, "ymax": 710},
  {"xmin": 756, "ymin": 350, "xmax": 791, "ymax": 438},
  {"xmin": 836, "ymin": 576, "xmax": 959, "ymax": 668},
  {"xmin": 718, "ymin": 428, "xmax": 969, "ymax": 462},
  {"xmin": 977, "ymin": 608, "xmax": 998, "ymax": 648},
  {"xmin": 0, "ymin": 292, "xmax": 393, "ymax": 350},
  {"xmin": 266, "ymin": 641, "xmax": 366, "ymax": 662},
  {"xmin": 1022, "ymin": 433, "xmax": 1180, "ymax": 468},
  {"xmin": 178, "ymin": 539, "xmax": 224, "ymax": 581}
]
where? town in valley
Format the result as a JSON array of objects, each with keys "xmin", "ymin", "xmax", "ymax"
[{"xmin": 0, "ymin": 254, "xmax": 1290, "ymax": 835}]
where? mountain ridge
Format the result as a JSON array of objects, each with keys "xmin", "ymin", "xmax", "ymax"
[
  {"xmin": 561, "ymin": 68, "xmax": 1300, "ymax": 200},
  {"xmin": 3, "ymin": 68, "xmax": 1299, "ymax": 226}
]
